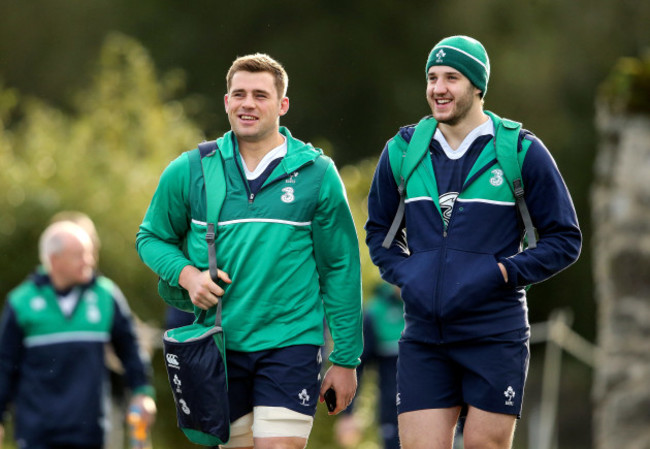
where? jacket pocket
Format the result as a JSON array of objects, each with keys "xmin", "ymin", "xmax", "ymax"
[
  {"xmin": 394, "ymin": 250, "xmax": 439, "ymax": 322},
  {"xmin": 441, "ymin": 250, "xmax": 507, "ymax": 320}
]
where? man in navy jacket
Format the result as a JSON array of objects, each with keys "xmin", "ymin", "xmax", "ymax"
[
  {"xmin": 0, "ymin": 221, "xmax": 155, "ymax": 449},
  {"xmin": 365, "ymin": 35, "xmax": 581, "ymax": 449}
]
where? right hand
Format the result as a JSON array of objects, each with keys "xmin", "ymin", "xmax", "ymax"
[
  {"xmin": 179, "ymin": 266, "xmax": 231, "ymax": 310},
  {"xmin": 319, "ymin": 365, "xmax": 358, "ymax": 415}
]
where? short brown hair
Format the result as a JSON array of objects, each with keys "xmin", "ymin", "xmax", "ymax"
[{"xmin": 226, "ymin": 53, "xmax": 289, "ymax": 98}]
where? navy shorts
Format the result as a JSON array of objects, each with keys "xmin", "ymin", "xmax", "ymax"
[
  {"xmin": 397, "ymin": 329, "xmax": 529, "ymax": 417},
  {"xmin": 226, "ymin": 344, "xmax": 323, "ymax": 422}
]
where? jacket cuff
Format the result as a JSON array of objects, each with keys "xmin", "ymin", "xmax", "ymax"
[{"xmin": 133, "ymin": 385, "xmax": 156, "ymax": 400}]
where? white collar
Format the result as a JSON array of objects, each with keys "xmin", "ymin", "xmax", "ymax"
[
  {"xmin": 433, "ymin": 118, "xmax": 494, "ymax": 160},
  {"xmin": 58, "ymin": 288, "xmax": 80, "ymax": 317},
  {"xmin": 240, "ymin": 136, "xmax": 287, "ymax": 180}
]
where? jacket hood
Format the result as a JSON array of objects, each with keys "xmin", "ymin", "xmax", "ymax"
[{"xmin": 216, "ymin": 127, "xmax": 323, "ymax": 175}]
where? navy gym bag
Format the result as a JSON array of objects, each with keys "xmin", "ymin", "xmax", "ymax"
[{"xmin": 162, "ymin": 224, "xmax": 229, "ymax": 445}]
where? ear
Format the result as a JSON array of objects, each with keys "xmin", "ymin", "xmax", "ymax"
[
  {"xmin": 278, "ymin": 97, "xmax": 290, "ymax": 117},
  {"xmin": 224, "ymin": 94, "xmax": 229, "ymax": 112}
]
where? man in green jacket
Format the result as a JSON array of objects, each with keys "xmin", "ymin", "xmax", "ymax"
[{"xmin": 137, "ymin": 53, "xmax": 363, "ymax": 449}]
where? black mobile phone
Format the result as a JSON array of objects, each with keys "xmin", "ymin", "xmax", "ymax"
[{"xmin": 324, "ymin": 388, "xmax": 337, "ymax": 412}]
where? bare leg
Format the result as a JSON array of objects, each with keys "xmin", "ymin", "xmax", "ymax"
[
  {"xmin": 398, "ymin": 407, "xmax": 462, "ymax": 449},
  {"xmin": 254, "ymin": 437, "xmax": 307, "ymax": 449},
  {"xmin": 462, "ymin": 406, "xmax": 516, "ymax": 449}
]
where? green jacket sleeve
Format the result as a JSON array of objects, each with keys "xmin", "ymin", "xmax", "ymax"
[
  {"xmin": 312, "ymin": 160, "xmax": 363, "ymax": 368},
  {"xmin": 136, "ymin": 153, "xmax": 193, "ymax": 287}
]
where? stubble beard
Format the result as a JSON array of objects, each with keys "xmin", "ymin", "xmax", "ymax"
[{"xmin": 432, "ymin": 84, "xmax": 477, "ymax": 126}]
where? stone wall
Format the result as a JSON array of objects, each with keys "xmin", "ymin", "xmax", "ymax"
[{"xmin": 591, "ymin": 106, "xmax": 650, "ymax": 449}]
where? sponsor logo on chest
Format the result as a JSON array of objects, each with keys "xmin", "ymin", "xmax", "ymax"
[{"xmin": 281, "ymin": 171, "xmax": 300, "ymax": 203}]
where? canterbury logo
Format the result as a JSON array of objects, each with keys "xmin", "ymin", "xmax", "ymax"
[{"xmin": 166, "ymin": 353, "xmax": 180, "ymax": 367}]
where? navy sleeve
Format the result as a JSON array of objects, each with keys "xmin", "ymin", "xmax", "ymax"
[
  {"xmin": 109, "ymin": 287, "xmax": 153, "ymax": 394},
  {"xmin": 365, "ymin": 144, "xmax": 410, "ymax": 286},
  {"xmin": 500, "ymin": 135, "xmax": 582, "ymax": 286},
  {"xmin": 0, "ymin": 305, "xmax": 23, "ymax": 418}
]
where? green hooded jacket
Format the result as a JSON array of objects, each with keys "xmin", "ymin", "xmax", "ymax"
[{"xmin": 137, "ymin": 127, "xmax": 363, "ymax": 367}]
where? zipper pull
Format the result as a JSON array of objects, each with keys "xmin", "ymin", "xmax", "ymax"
[{"xmin": 249, "ymin": 193, "xmax": 255, "ymax": 203}]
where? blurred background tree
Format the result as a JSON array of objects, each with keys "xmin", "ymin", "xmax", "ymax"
[
  {"xmin": 0, "ymin": 1, "xmax": 648, "ymax": 448},
  {"xmin": 0, "ymin": 33, "xmax": 203, "ymax": 321}
]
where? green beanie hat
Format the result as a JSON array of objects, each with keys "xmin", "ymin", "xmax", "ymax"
[{"xmin": 425, "ymin": 35, "xmax": 490, "ymax": 97}]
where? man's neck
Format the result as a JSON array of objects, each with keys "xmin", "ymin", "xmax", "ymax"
[
  {"xmin": 49, "ymin": 274, "xmax": 73, "ymax": 292},
  {"xmin": 238, "ymin": 131, "xmax": 286, "ymax": 172},
  {"xmin": 438, "ymin": 108, "xmax": 489, "ymax": 151}
]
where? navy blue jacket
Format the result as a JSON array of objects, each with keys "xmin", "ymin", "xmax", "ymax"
[
  {"xmin": 0, "ymin": 270, "xmax": 153, "ymax": 447},
  {"xmin": 365, "ymin": 121, "xmax": 582, "ymax": 344}
]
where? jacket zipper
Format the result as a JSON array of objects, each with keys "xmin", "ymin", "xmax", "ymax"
[
  {"xmin": 236, "ymin": 158, "xmax": 315, "ymax": 204},
  {"xmin": 434, "ymin": 225, "xmax": 448, "ymax": 343},
  {"xmin": 434, "ymin": 199, "xmax": 459, "ymax": 342}
]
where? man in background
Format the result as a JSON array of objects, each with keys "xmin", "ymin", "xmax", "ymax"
[
  {"xmin": 335, "ymin": 282, "xmax": 403, "ymax": 449},
  {"xmin": 0, "ymin": 221, "xmax": 155, "ymax": 449}
]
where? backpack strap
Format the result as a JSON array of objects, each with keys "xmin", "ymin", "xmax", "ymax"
[
  {"xmin": 489, "ymin": 112, "xmax": 538, "ymax": 249},
  {"xmin": 198, "ymin": 140, "xmax": 218, "ymax": 158},
  {"xmin": 382, "ymin": 117, "xmax": 438, "ymax": 248},
  {"xmin": 198, "ymin": 139, "xmax": 226, "ymax": 327}
]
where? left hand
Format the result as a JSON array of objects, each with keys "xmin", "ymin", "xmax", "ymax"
[
  {"xmin": 319, "ymin": 365, "xmax": 357, "ymax": 415},
  {"xmin": 498, "ymin": 262, "xmax": 508, "ymax": 283},
  {"xmin": 130, "ymin": 394, "xmax": 157, "ymax": 426}
]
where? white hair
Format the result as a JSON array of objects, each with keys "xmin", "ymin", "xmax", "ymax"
[{"xmin": 39, "ymin": 221, "xmax": 92, "ymax": 271}]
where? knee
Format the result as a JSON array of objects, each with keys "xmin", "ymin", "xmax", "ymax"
[{"xmin": 462, "ymin": 432, "xmax": 513, "ymax": 449}]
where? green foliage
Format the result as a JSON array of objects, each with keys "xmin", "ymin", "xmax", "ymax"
[
  {"xmin": 0, "ymin": 33, "xmax": 204, "ymax": 321},
  {"xmin": 1, "ymin": 1, "xmax": 648, "ymax": 447},
  {"xmin": 598, "ymin": 51, "xmax": 650, "ymax": 114},
  {"xmin": 339, "ymin": 159, "xmax": 383, "ymax": 298}
]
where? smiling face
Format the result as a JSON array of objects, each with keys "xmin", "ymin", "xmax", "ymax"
[
  {"xmin": 224, "ymin": 70, "xmax": 289, "ymax": 146},
  {"xmin": 426, "ymin": 65, "xmax": 481, "ymax": 126}
]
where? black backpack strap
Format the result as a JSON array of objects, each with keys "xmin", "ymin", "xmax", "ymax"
[
  {"xmin": 198, "ymin": 139, "xmax": 218, "ymax": 157},
  {"xmin": 382, "ymin": 117, "xmax": 438, "ymax": 249},
  {"xmin": 205, "ymin": 223, "xmax": 222, "ymax": 328},
  {"xmin": 381, "ymin": 177, "xmax": 406, "ymax": 249},
  {"xmin": 199, "ymin": 139, "xmax": 223, "ymax": 327}
]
